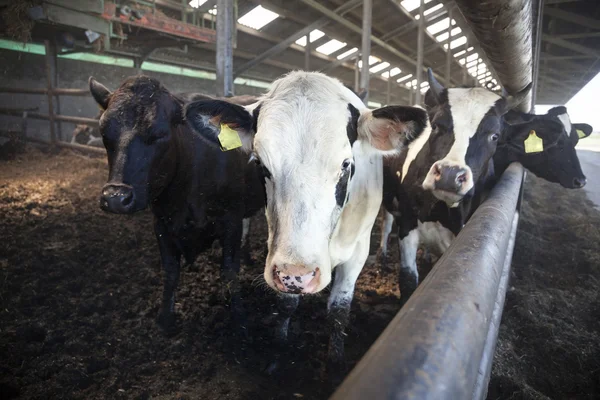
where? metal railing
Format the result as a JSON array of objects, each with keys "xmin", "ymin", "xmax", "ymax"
[
  {"xmin": 0, "ymin": 41, "xmax": 103, "ymax": 156},
  {"xmin": 331, "ymin": 162, "xmax": 525, "ymax": 400}
]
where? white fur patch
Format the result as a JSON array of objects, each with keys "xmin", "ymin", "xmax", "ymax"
[
  {"xmin": 445, "ymin": 88, "xmax": 501, "ymax": 167},
  {"xmin": 402, "ymin": 114, "xmax": 432, "ymax": 182},
  {"xmin": 557, "ymin": 113, "xmax": 572, "ymax": 137}
]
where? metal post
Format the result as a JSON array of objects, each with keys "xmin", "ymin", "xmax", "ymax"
[
  {"xmin": 216, "ymin": 0, "xmax": 235, "ymax": 97},
  {"xmin": 44, "ymin": 40, "xmax": 57, "ymax": 145},
  {"xmin": 415, "ymin": 0, "xmax": 425, "ymax": 104},
  {"xmin": 386, "ymin": 76, "xmax": 391, "ymax": 105},
  {"xmin": 354, "ymin": 57, "xmax": 360, "ymax": 92},
  {"xmin": 531, "ymin": 0, "xmax": 545, "ymax": 112},
  {"xmin": 304, "ymin": 35, "xmax": 311, "ymax": 71},
  {"xmin": 360, "ymin": 0, "xmax": 372, "ymax": 103},
  {"xmin": 462, "ymin": 38, "xmax": 469, "ymax": 85},
  {"xmin": 445, "ymin": 7, "xmax": 453, "ymax": 86}
]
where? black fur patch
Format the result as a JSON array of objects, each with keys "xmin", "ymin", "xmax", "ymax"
[
  {"xmin": 346, "ymin": 104, "xmax": 360, "ymax": 145},
  {"xmin": 372, "ymin": 106, "xmax": 429, "ymax": 144}
]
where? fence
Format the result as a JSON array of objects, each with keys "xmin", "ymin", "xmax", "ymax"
[
  {"xmin": 0, "ymin": 40, "xmax": 104, "ymax": 156},
  {"xmin": 331, "ymin": 162, "xmax": 525, "ymax": 400}
]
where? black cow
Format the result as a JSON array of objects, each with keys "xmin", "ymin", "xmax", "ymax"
[
  {"xmin": 495, "ymin": 106, "xmax": 593, "ymax": 188},
  {"xmin": 380, "ymin": 69, "xmax": 530, "ymax": 304},
  {"xmin": 88, "ymin": 75, "xmax": 264, "ymax": 332}
]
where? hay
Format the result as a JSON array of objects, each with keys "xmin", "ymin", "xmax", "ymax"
[{"xmin": 1, "ymin": 1, "xmax": 40, "ymax": 44}]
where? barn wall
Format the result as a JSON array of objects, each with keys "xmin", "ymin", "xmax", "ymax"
[{"xmin": 0, "ymin": 49, "xmax": 266, "ymax": 141}]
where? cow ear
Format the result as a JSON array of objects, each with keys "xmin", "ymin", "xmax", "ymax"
[
  {"xmin": 89, "ymin": 77, "xmax": 111, "ymax": 110},
  {"xmin": 184, "ymin": 99, "xmax": 256, "ymax": 152},
  {"xmin": 358, "ymin": 105, "xmax": 429, "ymax": 154},
  {"xmin": 573, "ymin": 123, "xmax": 593, "ymax": 139}
]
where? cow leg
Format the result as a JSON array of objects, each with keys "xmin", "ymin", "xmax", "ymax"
[
  {"xmin": 265, "ymin": 294, "xmax": 300, "ymax": 375},
  {"xmin": 219, "ymin": 213, "xmax": 246, "ymax": 334},
  {"xmin": 154, "ymin": 218, "xmax": 181, "ymax": 334},
  {"xmin": 398, "ymin": 228, "xmax": 420, "ymax": 306},
  {"xmin": 326, "ymin": 239, "xmax": 369, "ymax": 384},
  {"xmin": 376, "ymin": 209, "xmax": 394, "ymax": 269},
  {"xmin": 240, "ymin": 217, "xmax": 254, "ymax": 265}
]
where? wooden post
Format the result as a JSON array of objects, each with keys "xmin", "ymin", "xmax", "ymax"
[{"xmin": 44, "ymin": 40, "xmax": 57, "ymax": 145}]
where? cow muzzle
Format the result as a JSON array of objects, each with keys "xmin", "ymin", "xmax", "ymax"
[
  {"xmin": 422, "ymin": 161, "xmax": 473, "ymax": 205},
  {"xmin": 272, "ymin": 264, "xmax": 321, "ymax": 294},
  {"xmin": 100, "ymin": 184, "xmax": 136, "ymax": 214}
]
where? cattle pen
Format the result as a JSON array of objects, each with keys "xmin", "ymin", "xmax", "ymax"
[{"xmin": 1, "ymin": 1, "xmax": 600, "ymax": 400}]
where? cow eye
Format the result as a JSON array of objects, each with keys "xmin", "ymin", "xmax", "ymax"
[
  {"xmin": 342, "ymin": 159, "xmax": 353, "ymax": 170},
  {"xmin": 249, "ymin": 152, "xmax": 260, "ymax": 165},
  {"xmin": 490, "ymin": 133, "xmax": 500, "ymax": 142}
]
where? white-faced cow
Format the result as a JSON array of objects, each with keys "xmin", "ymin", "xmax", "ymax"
[
  {"xmin": 378, "ymin": 69, "xmax": 531, "ymax": 305},
  {"xmin": 88, "ymin": 75, "xmax": 264, "ymax": 334},
  {"xmin": 184, "ymin": 71, "xmax": 429, "ymax": 378}
]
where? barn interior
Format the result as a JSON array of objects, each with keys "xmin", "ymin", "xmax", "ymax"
[{"xmin": 1, "ymin": 1, "xmax": 600, "ymax": 399}]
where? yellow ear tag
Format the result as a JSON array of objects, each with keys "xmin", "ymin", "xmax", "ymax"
[
  {"xmin": 577, "ymin": 129, "xmax": 587, "ymax": 139},
  {"xmin": 524, "ymin": 130, "xmax": 543, "ymax": 153},
  {"xmin": 217, "ymin": 123, "xmax": 243, "ymax": 151}
]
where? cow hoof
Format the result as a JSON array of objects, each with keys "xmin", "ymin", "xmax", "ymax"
[{"xmin": 156, "ymin": 312, "xmax": 178, "ymax": 336}]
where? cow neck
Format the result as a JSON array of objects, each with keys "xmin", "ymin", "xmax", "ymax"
[{"xmin": 152, "ymin": 123, "xmax": 193, "ymax": 220}]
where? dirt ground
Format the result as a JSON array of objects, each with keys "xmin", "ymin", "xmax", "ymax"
[{"xmin": 0, "ymin": 147, "xmax": 599, "ymax": 399}]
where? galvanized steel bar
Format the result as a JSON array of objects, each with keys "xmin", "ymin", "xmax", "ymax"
[
  {"xmin": 304, "ymin": 35, "xmax": 311, "ymax": 71},
  {"xmin": 360, "ymin": 0, "xmax": 372, "ymax": 102},
  {"xmin": 216, "ymin": 0, "xmax": 235, "ymax": 96},
  {"xmin": 0, "ymin": 108, "xmax": 99, "ymax": 126},
  {"xmin": 415, "ymin": 0, "xmax": 425, "ymax": 104},
  {"xmin": 472, "ymin": 210, "xmax": 520, "ymax": 400},
  {"xmin": 331, "ymin": 162, "xmax": 525, "ymax": 400}
]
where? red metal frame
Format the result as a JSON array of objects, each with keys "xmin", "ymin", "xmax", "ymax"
[{"xmin": 101, "ymin": 2, "xmax": 216, "ymax": 43}]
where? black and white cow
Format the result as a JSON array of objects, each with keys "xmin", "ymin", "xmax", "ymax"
[
  {"xmin": 377, "ymin": 106, "xmax": 593, "ymax": 264},
  {"xmin": 378, "ymin": 69, "xmax": 530, "ymax": 304},
  {"xmin": 496, "ymin": 106, "xmax": 593, "ymax": 188},
  {"xmin": 376, "ymin": 105, "xmax": 594, "ymax": 265},
  {"xmin": 184, "ymin": 71, "xmax": 429, "ymax": 377}
]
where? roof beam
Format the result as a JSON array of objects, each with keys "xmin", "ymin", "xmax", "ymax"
[
  {"xmin": 233, "ymin": 0, "xmax": 361, "ymax": 77},
  {"xmin": 544, "ymin": 7, "xmax": 600, "ymax": 30},
  {"xmin": 542, "ymin": 35, "xmax": 600, "ymax": 58},
  {"xmin": 298, "ymin": 0, "xmax": 454, "ymax": 84}
]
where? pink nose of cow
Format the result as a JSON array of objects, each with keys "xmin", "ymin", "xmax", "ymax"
[{"xmin": 272, "ymin": 264, "xmax": 320, "ymax": 294}]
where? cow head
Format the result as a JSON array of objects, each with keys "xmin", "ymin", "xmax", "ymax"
[
  {"xmin": 89, "ymin": 76, "xmax": 181, "ymax": 214},
  {"xmin": 501, "ymin": 106, "xmax": 592, "ymax": 188},
  {"xmin": 185, "ymin": 71, "xmax": 428, "ymax": 294},
  {"xmin": 420, "ymin": 68, "xmax": 531, "ymax": 206}
]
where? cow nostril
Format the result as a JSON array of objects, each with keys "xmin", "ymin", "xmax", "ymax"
[
  {"xmin": 456, "ymin": 172, "xmax": 468, "ymax": 185},
  {"xmin": 573, "ymin": 177, "xmax": 586, "ymax": 188},
  {"xmin": 433, "ymin": 164, "xmax": 442, "ymax": 179}
]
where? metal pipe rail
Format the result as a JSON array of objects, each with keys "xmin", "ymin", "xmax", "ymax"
[
  {"xmin": 0, "ymin": 108, "xmax": 99, "ymax": 126},
  {"xmin": 331, "ymin": 162, "xmax": 525, "ymax": 400},
  {"xmin": 0, "ymin": 87, "xmax": 90, "ymax": 96}
]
